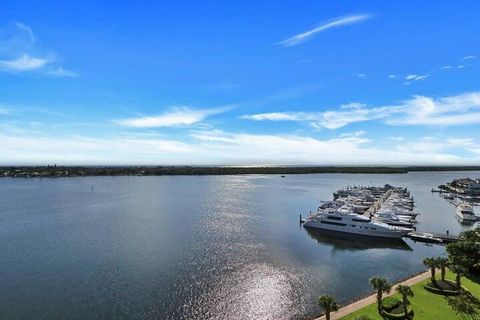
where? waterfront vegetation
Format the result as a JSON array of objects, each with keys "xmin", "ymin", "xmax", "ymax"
[
  {"xmin": 318, "ymin": 295, "xmax": 338, "ymax": 320},
  {"xmin": 2, "ymin": 165, "xmax": 480, "ymax": 178},
  {"xmin": 369, "ymin": 277, "xmax": 392, "ymax": 313},
  {"xmin": 324, "ymin": 227, "xmax": 480, "ymax": 320},
  {"xmin": 340, "ymin": 271, "xmax": 480, "ymax": 320}
]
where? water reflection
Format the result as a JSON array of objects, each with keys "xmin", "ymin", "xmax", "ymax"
[{"xmin": 304, "ymin": 228, "xmax": 412, "ymax": 251}]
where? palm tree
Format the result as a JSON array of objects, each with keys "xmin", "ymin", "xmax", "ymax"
[
  {"xmin": 423, "ymin": 257, "xmax": 438, "ymax": 285},
  {"xmin": 436, "ymin": 257, "xmax": 449, "ymax": 281},
  {"xmin": 318, "ymin": 294, "xmax": 338, "ymax": 320},
  {"xmin": 369, "ymin": 277, "xmax": 392, "ymax": 313},
  {"xmin": 396, "ymin": 284, "xmax": 414, "ymax": 317},
  {"xmin": 449, "ymin": 264, "xmax": 467, "ymax": 290},
  {"xmin": 446, "ymin": 291, "xmax": 480, "ymax": 320}
]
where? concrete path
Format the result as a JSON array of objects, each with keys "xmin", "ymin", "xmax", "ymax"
[{"xmin": 314, "ymin": 270, "xmax": 432, "ymax": 320}]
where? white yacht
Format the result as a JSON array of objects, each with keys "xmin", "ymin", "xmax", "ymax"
[
  {"xmin": 456, "ymin": 203, "xmax": 478, "ymax": 221},
  {"xmin": 303, "ymin": 211, "xmax": 406, "ymax": 239},
  {"xmin": 373, "ymin": 211, "xmax": 415, "ymax": 228}
]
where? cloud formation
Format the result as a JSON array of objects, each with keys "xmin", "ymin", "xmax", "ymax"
[
  {"xmin": 279, "ymin": 14, "xmax": 372, "ymax": 47},
  {"xmin": 2, "ymin": 125, "xmax": 478, "ymax": 165},
  {"xmin": 242, "ymin": 91, "xmax": 480, "ymax": 129},
  {"xmin": 0, "ymin": 22, "xmax": 75, "ymax": 76},
  {"xmin": 115, "ymin": 106, "xmax": 231, "ymax": 128},
  {"xmin": 405, "ymin": 74, "xmax": 429, "ymax": 81},
  {"xmin": 0, "ymin": 54, "xmax": 48, "ymax": 71}
]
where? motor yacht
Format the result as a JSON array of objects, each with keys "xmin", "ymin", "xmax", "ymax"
[
  {"xmin": 373, "ymin": 211, "xmax": 415, "ymax": 228},
  {"xmin": 456, "ymin": 203, "xmax": 478, "ymax": 221},
  {"xmin": 303, "ymin": 211, "xmax": 406, "ymax": 239}
]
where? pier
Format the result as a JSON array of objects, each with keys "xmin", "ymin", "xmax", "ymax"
[
  {"xmin": 363, "ymin": 189, "xmax": 393, "ymax": 217},
  {"xmin": 406, "ymin": 231, "xmax": 459, "ymax": 244}
]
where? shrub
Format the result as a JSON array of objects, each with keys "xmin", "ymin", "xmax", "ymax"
[
  {"xmin": 382, "ymin": 296, "xmax": 402, "ymax": 312},
  {"xmin": 353, "ymin": 316, "xmax": 372, "ymax": 320},
  {"xmin": 380, "ymin": 308, "xmax": 414, "ymax": 320},
  {"xmin": 424, "ymin": 282, "xmax": 462, "ymax": 296}
]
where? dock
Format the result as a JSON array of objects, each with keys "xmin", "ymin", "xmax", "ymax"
[
  {"xmin": 405, "ymin": 231, "xmax": 459, "ymax": 244},
  {"xmin": 363, "ymin": 189, "xmax": 393, "ymax": 217}
]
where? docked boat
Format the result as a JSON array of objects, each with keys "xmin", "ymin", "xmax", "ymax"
[
  {"xmin": 303, "ymin": 211, "xmax": 406, "ymax": 239},
  {"xmin": 456, "ymin": 203, "xmax": 478, "ymax": 221},
  {"xmin": 373, "ymin": 211, "xmax": 415, "ymax": 228}
]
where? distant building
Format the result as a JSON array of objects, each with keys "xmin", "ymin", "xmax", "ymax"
[{"xmin": 451, "ymin": 178, "xmax": 480, "ymax": 195}]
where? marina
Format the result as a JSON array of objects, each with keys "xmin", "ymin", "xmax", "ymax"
[
  {"xmin": 302, "ymin": 184, "xmax": 469, "ymax": 244},
  {"xmin": 304, "ymin": 184, "xmax": 418, "ymax": 239},
  {"xmin": 434, "ymin": 177, "xmax": 480, "ymax": 205}
]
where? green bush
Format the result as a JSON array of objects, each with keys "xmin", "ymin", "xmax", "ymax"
[
  {"xmin": 353, "ymin": 316, "xmax": 372, "ymax": 320},
  {"xmin": 382, "ymin": 296, "xmax": 402, "ymax": 312},
  {"xmin": 424, "ymin": 283, "xmax": 461, "ymax": 296},
  {"xmin": 380, "ymin": 308, "xmax": 414, "ymax": 320}
]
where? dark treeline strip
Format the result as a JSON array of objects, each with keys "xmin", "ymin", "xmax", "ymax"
[{"xmin": 1, "ymin": 165, "xmax": 480, "ymax": 177}]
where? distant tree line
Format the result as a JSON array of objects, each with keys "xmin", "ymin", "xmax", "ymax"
[{"xmin": 2, "ymin": 165, "xmax": 480, "ymax": 177}]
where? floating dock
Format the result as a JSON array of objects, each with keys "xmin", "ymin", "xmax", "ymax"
[{"xmin": 405, "ymin": 231, "xmax": 459, "ymax": 244}]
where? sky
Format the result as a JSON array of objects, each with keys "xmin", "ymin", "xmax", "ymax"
[{"xmin": 1, "ymin": 1, "xmax": 480, "ymax": 165}]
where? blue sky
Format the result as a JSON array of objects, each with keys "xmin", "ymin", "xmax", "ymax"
[{"xmin": 1, "ymin": 1, "xmax": 480, "ymax": 165}]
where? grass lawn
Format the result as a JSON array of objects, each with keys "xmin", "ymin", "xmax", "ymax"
[{"xmin": 340, "ymin": 270, "xmax": 480, "ymax": 320}]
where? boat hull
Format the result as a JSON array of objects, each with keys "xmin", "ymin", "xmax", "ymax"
[
  {"xmin": 303, "ymin": 220, "xmax": 403, "ymax": 239},
  {"xmin": 456, "ymin": 212, "xmax": 478, "ymax": 221}
]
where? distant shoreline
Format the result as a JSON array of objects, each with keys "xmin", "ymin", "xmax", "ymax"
[{"xmin": 2, "ymin": 166, "xmax": 480, "ymax": 178}]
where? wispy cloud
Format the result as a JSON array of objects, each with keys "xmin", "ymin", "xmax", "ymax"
[
  {"xmin": 0, "ymin": 132, "xmax": 192, "ymax": 165},
  {"xmin": 241, "ymin": 112, "xmax": 303, "ymax": 122},
  {"xmin": 387, "ymin": 136, "xmax": 404, "ymax": 142},
  {"xmin": 395, "ymin": 137, "xmax": 477, "ymax": 154},
  {"xmin": 115, "ymin": 106, "xmax": 232, "ymax": 128},
  {"xmin": 242, "ymin": 103, "xmax": 387, "ymax": 129},
  {"xmin": 242, "ymin": 91, "xmax": 480, "ymax": 129},
  {"xmin": 188, "ymin": 130, "xmax": 476, "ymax": 165},
  {"xmin": 278, "ymin": 14, "xmax": 372, "ymax": 47},
  {"xmin": 388, "ymin": 55, "xmax": 475, "ymax": 83},
  {"xmin": 45, "ymin": 67, "xmax": 77, "ymax": 77},
  {"xmin": 0, "ymin": 22, "xmax": 75, "ymax": 76},
  {"xmin": 0, "ymin": 54, "xmax": 48, "ymax": 71},
  {"xmin": 2, "ymin": 122, "xmax": 479, "ymax": 165},
  {"xmin": 404, "ymin": 74, "xmax": 429, "ymax": 85},
  {"xmin": 387, "ymin": 92, "xmax": 480, "ymax": 126}
]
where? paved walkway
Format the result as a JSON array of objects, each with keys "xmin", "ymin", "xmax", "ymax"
[{"xmin": 315, "ymin": 270, "xmax": 432, "ymax": 320}]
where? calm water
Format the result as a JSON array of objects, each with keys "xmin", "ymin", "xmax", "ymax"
[{"xmin": 0, "ymin": 172, "xmax": 478, "ymax": 319}]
